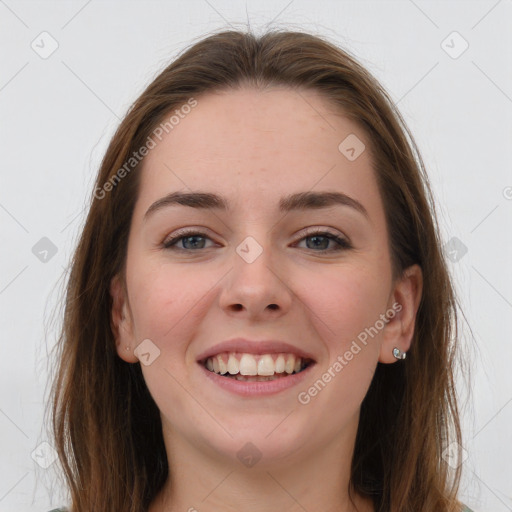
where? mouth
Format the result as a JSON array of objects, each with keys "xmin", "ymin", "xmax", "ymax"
[{"xmin": 199, "ymin": 352, "xmax": 315, "ymax": 382}]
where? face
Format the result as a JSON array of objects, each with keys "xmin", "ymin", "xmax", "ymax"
[{"xmin": 110, "ymin": 86, "xmax": 422, "ymax": 470}]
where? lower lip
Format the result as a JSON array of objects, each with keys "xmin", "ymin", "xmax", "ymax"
[{"xmin": 198, "ymin": 362, "xmax": 315, "ymax": 397}]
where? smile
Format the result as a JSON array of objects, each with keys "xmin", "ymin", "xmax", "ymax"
[{"xmin": 200, "ymin": 352, "xmax": 314, "ymax": 382}]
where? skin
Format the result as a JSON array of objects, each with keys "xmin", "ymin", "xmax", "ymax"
[{"xmin": 110, "ymin": 86, "xmax": 423, "ymax": 512}]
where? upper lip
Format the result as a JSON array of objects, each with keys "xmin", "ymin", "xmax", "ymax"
[{"xmin": 196, "ymin": 338, "xmax": 316, "ymax": 363}]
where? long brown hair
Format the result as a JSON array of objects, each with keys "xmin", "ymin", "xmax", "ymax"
[{"xmin": 47, "ymin": 28, "xmax": 467, "ymax": 512}]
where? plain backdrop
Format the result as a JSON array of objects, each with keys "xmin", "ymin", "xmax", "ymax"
[{"xmin": 0, "ymin": 1, "xmax": 511, "ymax": 511}]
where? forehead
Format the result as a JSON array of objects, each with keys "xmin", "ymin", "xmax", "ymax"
[{"xmin": 135, "ymin": 86, "xmax": 382, "ymax": 218}]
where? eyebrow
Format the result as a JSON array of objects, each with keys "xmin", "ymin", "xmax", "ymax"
[{"xmin": 144, "ymin": 190, "xmax": 369, "ymax": 220}]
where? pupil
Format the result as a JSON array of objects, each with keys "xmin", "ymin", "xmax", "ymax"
[
  {"xmin": 184, "ymin": 236, "xmax": 205, "ymax": 249},
  {"xmin": 308, "ymin": 236, "xmax": 328, "ymax": 250}
]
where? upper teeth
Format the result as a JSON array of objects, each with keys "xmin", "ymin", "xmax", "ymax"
[{"xmin": 205, "ymin": 353, "xmax": 305, "ymax": 376}]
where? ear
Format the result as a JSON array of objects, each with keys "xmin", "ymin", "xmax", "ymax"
[
  {"xmin": 379, "ymin": 264, "xmax": 423, "ymax": 364},
  {"xmin": 110, "ymin": 274, "xmax": 139, "ymax": 363}
]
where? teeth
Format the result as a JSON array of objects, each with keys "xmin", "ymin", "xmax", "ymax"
[
  {"xmin": 239, "ymin": 354, "xmax": 258, "ymax": 375},
  {"xmin": 218, "ymin": 356, "xmax": 228, "ymax": 375},
  {"xmin": 204, "ymin": 353, "xmax": 308, "ymax": 377},
  {"xmin": 275, "ymin": 354, "xmax": 285, "ymax": 373},
  {"xmin": 257, "ymin": 354, "xmax": 275, "ymax": 376},
  {"xmin": 284, "ymin": 356, "xmax": 295, "ymax": 374},
  {"xmin": 227, "ymin": 354, "xmax": 238, "ymax": 374}
]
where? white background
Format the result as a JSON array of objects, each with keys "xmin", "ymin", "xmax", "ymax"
[{"xmin": 0, "ymin": 1, "xmax": 511, "ymax": 511}]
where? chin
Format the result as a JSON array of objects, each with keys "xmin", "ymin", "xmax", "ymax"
[{"xmin": 196, "ymin": 415, "xmax": 319, "ymax": 470}]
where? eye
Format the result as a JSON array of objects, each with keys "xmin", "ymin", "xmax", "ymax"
[
  {"xmin": 162, "ymin": 230, "xmax": 215, "ymax": 251},
  {"xmin": 294, "ymin": 229, "xmax": 352, "ymax": 252},
  {"xmin": 162, "ymin": 228, "xmax": 352, "ymax": 252}
]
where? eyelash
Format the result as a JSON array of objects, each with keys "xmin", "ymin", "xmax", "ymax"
[{"xmin": 162, "ymin": 228, "xmax": 352, "ymax": 252}]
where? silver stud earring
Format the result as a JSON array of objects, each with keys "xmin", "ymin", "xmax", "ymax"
[
  {"xmin": 392, "ymin": 347, "xmax": 406, "ymax": 360},
  {"xmin": 125, "ymin": 346, "xmax": 130, "ymax": 352}
]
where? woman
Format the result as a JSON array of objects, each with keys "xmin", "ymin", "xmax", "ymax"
[{"xmin": 47, "ymin": 29, "xmax": 473, "ymax": 512}]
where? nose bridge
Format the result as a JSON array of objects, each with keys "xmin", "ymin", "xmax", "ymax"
[
  {"xmin": 233, "ymin": 233, "xmax": 278, "ymax": 290},
  {"xmin": 235, "ymin": 234, "xmax": 267, "ymax": 266}
]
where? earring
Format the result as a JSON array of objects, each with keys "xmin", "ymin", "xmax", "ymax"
[
  {"xmin": 125, "ymin": 346, "xmax": 130, "ymax": 352},
  {"xmin": 392, "ymin": 347, "xmax": 406, "ymax": 360}
]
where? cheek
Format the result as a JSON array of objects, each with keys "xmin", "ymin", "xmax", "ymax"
[
  {"xmin": 125, "ymin": 257, "xmax": 206, "ymax": 343},
  {"xmin": 310, "ymin": 265, "xmax": 391, "ymax": 348},
  {"xmin": 300, "ymin": 274, "xmax": 384, "ymax": 421},
  {"xmin": 126, "ymin": 262, "xmax": 208, "ymax": 410},
  {"xmin": 301, "ymin": 265, "xmax": 391, "ymax": 413}
]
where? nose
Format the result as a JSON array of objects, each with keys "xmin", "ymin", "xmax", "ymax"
[{"xmin": 218, "ymin": 237, "xmax": 293, "ymax": 320}]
